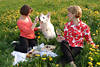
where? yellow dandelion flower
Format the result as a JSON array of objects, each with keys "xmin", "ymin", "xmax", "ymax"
[
  {"xmin": 36, "ymin": 12, "xmax": 40, "ymax": 15},
  {"xmin": 89, "ymin": 52, "xmax": 93, "ymax": 55},
  {"xmin": 89, "ymin": 48, "xmax": 93, "ymax": 51},
  {"xmin": 37, "ymin": 33, "xmax": 40, "ymax": 34},
  {"xmin": 56, "ymin": 64, "xmax": 59, "ymax": 67},
  {"xmin": 94, "ymin": 11, "xmax": 99, "ymax": 15},
  {"xmin": 96, "ymin": 62, "xmax": 100, "ymax": 65},
  {"xmin": 97, "ymin": 49, "xmax": 100, "ymax": 52},
  {"xmin": 88, "ymin": 62, "xmax": 93, "ymax": 66},
  {"xmin": 88, "ymin": 57, "xmax": 93, "ymax": 61},
  {"xmin": 95, "ymin": 45, "xmax": 99, "ymax": 48},
  {"xmin": 95, "ymin": 52, "xmax": 98, "ymax": 54},
  {"xmin": 92, "ymin": 49, "xmax": 95, "ymax": 52},
  {"xmin": 31, "ymin": 49, "xmax": 34, "ymax": 52},
  {"xmin": 52, "ymin": 11, "xmax": 56, "ymax": 15},
  {"xmin": 92, "ymin": 34, "xmax": 95, "ymax": 36},
  {"xmin": 37, "ymin": 36, "xmax": 40, "ymax": 39},
  {"xmin": 15, "ymin": 26, "xmax": 18, "ymax": 29},
  {"xmin": 91, "ymin": 45, "xmax": 95, "ymax": 48},
  {"xmin": 90, "ymin": 66, "xmax": 93, "ymax": 67},
  {"xmin": 83, "ymin": 8, "xmax": 88, "ymax": 11},
  {"xmin": 96, "ymin": 30, "xmax": 98, "ymax": 34},
  {"xmin": 35, "ymin": 54, "xmax": 40, "ymax": 57},
  {"xmin": 41, "ymin": 58, "xmax": 46, "ymax": 61},
  {"xmin": 43, "ymin": 54, "xmax": 47, "ymax": 56},
  {"xmin": 89, "ymin": 48, "xmax": 95, "ymax": 51},
  {"xmin": 49, "ymin": 57, "xmax": 53, "ymax": 61}
]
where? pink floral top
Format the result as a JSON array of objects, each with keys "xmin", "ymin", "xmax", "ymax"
[{"xmin": 64, "ymin": 20, "xmax": 95, "ymax": 48}]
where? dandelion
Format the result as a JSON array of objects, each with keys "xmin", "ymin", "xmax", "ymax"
[
  {"xmin": 95, "ymin": 45, "xmax": 99, "ymax": 48},
  {"xmin": 31, "ymin": 49, "xmax": 34, "ymax": 52},
  {"xmin": 96, "ymin": 30, "xmax": 98, "ymax": 34},
  {"xmin": 89, "ymin": 48, "xmax": 93, "ymax": 51},
  {"xmin": 89, "ymin": 52, "xmax": 93, "ymax": 55},
  {"xmin": 88, "ymin": 62, "xmax": 93, "ymax": 66},
  {"xmin": 41, "ymin": 58, "xmax": 46, "ymax": 61},
  {"xmin": 37, "ymin": 36, "xmax": 40, "ymax": 39},
  {"xmin": 49, "ymin": 56, "xmax": 53, "ymax": 61},
  {"xmin": 96, "ymin": 62, "xmax": 100, "ymax": 65},
  {"xmin": 43, "ymin": 54, "xmax": 47, "ymax": 56},
  {"xmin": 94, "ymin": 11, "xmax": 99, "ymax": 15},
  {"xmin": 92, "ymin": 34, "xmax": 95, "ymax": 36},
  {"xmin": 89, "ymin": 48, "xmax": 95, "ymax": 52},
  {"xmin": 97, "ymin": 49, "xmax": 100, "ymax": 52},
  {"xmin": 88, "ymin": 57, "xmax": 93, "ymax": 61},
  {"xmin": 56, "ymin": 64, "xmax": 59, "ymax": 67},
  {"xmin": 15, "ymin": 26, "xmax": 18, "ymax": 29},
  {"xmin": 36, "ymin": 12, "xmax": 40, "ymax": 15},
  {"xmin": 52, "ymin": 11, "xmax": 56, "ymax": 15},
  {"xmin": 83, "ymin": 8, "xmax": 88, "ymax": 11},
  {"xmin": 91, "ymin": 45, "xmax": 95, "ymax": 48},
  {"xmin": 35, "ymin": 54, "xmax": 40, "ymax": 57},
  {"xmin": 94, "ymin": 52, "xmax": 98, "ymax": 54}
]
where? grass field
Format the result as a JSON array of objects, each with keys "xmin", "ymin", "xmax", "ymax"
[{"xmin": 0, "ymin": 0, "xmax": 100, "ymax": 67}]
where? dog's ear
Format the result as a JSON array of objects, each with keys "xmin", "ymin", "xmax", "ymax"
[{"xmin": 47, "ymin": 12, "xmax": 50, "ymax": 18}]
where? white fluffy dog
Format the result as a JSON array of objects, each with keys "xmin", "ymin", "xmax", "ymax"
[{"xmin": 39, "ymin": 13, "xmax": 56, "ymax": 39}]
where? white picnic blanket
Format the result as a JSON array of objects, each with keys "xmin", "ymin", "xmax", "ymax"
[
  {"xmin": 11, "ymin": 43, "xmax": 57, "ymax": 65},
  {"xmin": 11, "ymin": 51, "xmax": 27, "ymax": 65}
]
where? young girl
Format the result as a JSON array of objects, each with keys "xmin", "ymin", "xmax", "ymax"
[
  {"xmin": 56, "ymin": 6, "xmax": 95, "ymax": 67},
  {"xmin": 13, "ymin": 5, "xmax": 40, "ymax": 53}
]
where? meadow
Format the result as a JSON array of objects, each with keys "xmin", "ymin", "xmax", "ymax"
[{"xmin": 0, "ymin": 0, "xmax": 100, "ymax": 67}]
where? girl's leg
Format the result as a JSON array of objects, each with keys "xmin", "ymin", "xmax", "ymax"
[
  {"xmin": 60, "ymin": 40, "xmax": 82, "ymax": 67},
  {"xmin": 14, "ymin": 36, "xmax": 29, "ymax": 53},
  {"xmin": 60, "ymin": 40, "xmax": 74, "ymax": 63},
  {"xmin": 29, "ymin": 38, "xmax": 37, "ymax": 48},
  {"xmin": 69, "ymin": 47, "xmax": 82, "ymax": 67},
  {"xmin": 70, "ymin": 47, "xmax": 82, "ymax": 57}
]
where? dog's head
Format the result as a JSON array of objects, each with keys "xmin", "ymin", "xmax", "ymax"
[{"xmin": 39, "ymin": 13, "xmax": 50, "ymax": 23}]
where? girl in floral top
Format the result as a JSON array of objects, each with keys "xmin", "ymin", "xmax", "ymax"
[{"xmin": 56, "ymin": 6, "xmax": 95, "ymax": 67}]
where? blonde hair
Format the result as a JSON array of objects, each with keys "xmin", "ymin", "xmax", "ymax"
[{"xmin": 67, "ymin": 6, "xmax": 82, "ymax": 18}]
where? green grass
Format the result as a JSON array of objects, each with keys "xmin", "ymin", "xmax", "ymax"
[{"xmin": 0, "ymin": 0, "xmax": 100, "ymax": 67}]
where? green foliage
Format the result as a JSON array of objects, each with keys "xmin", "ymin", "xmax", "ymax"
[{"xmin": 0, "ymin": 0, "xmax": 100, "ymax": 67}]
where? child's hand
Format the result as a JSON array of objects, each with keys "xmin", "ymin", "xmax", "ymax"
[
  {"xmin": 37, "ymin": 26, "xmax": 41, "ymax": 30},
  {"xmin": 34, "ymin": 16, "xmax": 39, "ymax": 23},
  {"xmin": 32, "ymin": 16, "xmax": 39, "ymax": 29}
]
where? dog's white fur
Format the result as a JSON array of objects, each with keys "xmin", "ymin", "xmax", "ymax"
[{"xmin": 40, "ymin": 13, "xmax": 56, "ymax": 39}]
